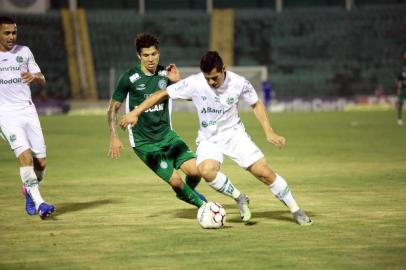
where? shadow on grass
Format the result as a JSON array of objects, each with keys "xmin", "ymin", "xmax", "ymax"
[{"xmin": 53, "ymin": 200, "xmax": 118, "ymax": 216}]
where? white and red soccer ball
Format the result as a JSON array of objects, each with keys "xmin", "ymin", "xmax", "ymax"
[{"xmin": 197, "ymin": 202, "xmax": 226, "ymax": 229}]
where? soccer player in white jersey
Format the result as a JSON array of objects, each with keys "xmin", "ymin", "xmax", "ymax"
[
  {"xmin": 120, "ymin": 51, "xmax": 312, "ymax": 225},
  {"xmin": 0, "ymin": 16, "xmax": 55, "ymax": 219}
]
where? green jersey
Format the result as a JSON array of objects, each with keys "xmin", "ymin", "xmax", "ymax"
[{"xmin": 112, "ymin": 64, "xmax": 172, "ymax": 145}]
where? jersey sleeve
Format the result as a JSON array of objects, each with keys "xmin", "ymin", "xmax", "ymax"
[
  {"xmin": 167, "ymin": 75, "xmax": 195, "ymax": 100},
  {"xmin": 26, "ymin": 48, "xmax": 41, "ymax": 74},
  {"xmin": 241, "ymin": 79, "xmax": 259, "ymax": 105},
  {"xmin": 112, "ymin": 72, "xmax": 129, "ymax": 103}
]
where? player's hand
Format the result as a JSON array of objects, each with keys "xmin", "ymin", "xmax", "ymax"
[
  {"xmin": 267, "ymin": 131, "xmax": 286, "ymax": 149},
  {"xmin": 108, "ymin": 136, "xmax": 124, "ymax": 160},
  {"xmin": 166, "ymin": 64, "xmax": 180, "ymax": 83},
  {"xmin": 119, "ymin": 112, "xmax": 139, "ymax": 130},
  {"xmin": 21, "ymin": 72, "xmax": 35, "ymax": 84}
]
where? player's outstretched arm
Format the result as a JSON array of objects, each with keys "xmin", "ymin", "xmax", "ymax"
[
  {"xmin": 107, "ymin": 99, "xmax": 124, "ymax": 160},
  {"xmin": 119, "ymin": 89, "xmax": 169, "ymax": 129},
  {"xmin": 251, "ymin": 100, "xmax": 286, "ymax": 148}
]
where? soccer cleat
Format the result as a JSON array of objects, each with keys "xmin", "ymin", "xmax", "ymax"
[
  {"xmin": 397, "ymin": 119, "xmax": 403, "ymax": 126},
  {"xmin": 292, "ymin": 209, "xmax": 313, "ymax": 226},
  {"xmin": 194, "ymin": 190, "xmax": 208, "ymax": 203},
  {"xmin": 22, "ymin": 186, "xmax": 36, "ymax": 215},
  {"xmin": 38, "ymin": 202, "xmax": 55, "ymax": 220},
  {"xmin": 235, "ymin": 193, "xmax": 251, "ymax": 222}
]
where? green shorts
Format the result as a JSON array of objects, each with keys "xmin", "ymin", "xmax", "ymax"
[{"xmin": 133, "ymin": 130, "xmax": 196, "ymax": 182}]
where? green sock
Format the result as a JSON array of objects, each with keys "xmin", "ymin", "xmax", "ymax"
[
  {"xmin": 176, "ymin": 184, "xmax": 204, "ymax": 208},
  {"xmin": 185, "ymin": 175, "xmax": 201, "ymax": 190}
]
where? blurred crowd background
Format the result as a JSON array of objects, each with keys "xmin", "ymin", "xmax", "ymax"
[{"xmin": 1, "ymin": 0, "xmax": 405, "ymax": 111}]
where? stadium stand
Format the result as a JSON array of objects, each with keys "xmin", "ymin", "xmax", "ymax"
[
  {"xmin": 2, "ymin": 1, "xmax": 405, "ymax": 100},
  {"xmin": 86, "ymin": 10, "xmax": 209, "ymax": 98}
]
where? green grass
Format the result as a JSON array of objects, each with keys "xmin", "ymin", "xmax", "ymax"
[{"xmin": 0, "ymin": 111, "xmax": 405, "ymax": 270}]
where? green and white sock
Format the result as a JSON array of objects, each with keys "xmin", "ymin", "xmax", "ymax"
[
  {"xmin": 208, "ymin": 172, "xmax": 241, "ymax": 199},
  {"xmin": 269, "ymin": 174, "xmax": 299, "ymax": 213},
  {"xmin": 176, "ymin": 183, "xmax": 204, "ymax": 208}
]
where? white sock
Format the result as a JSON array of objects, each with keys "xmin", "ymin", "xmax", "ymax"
[
  {"xmin": 208, "ymin": 172, "xmax": 241, "ymax": 199},
  {"xmin": 269, "ymin": 174, "xmax": 300, "ymax": 213},
  {"xmin": 20, "ymin": 166, "xmax": 45, "ymax": 210}
]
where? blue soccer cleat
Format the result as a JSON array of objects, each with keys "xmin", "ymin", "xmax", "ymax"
[
  {"xmin": 22, "ymin": 186, "xmax": 36, "ymax": 215},
  {"xmin": 38, "ymin": 202, "xmax": 55, "ymax": 220},
  {"xmin": 194, "ymin": 190, "xmax": 208, "ymax": 202}
]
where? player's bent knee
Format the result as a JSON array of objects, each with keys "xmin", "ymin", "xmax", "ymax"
[{"xmin": 198, "ymin": 167, "xmax": 217, "ymax": 182}]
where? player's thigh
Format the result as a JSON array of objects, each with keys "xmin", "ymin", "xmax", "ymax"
[
  {"xmin": 133, "ymin": 145, "xmax": 174, "ymax": 182},
  {"xmin": 224, "ymin": 131, "xmax": 264, "ymax": 169},
  {"xmin": 196, "ymin": 140, "xmax": 223, "ymax": 167},
  {"xmin": 0, "ymin": 115, "xmax": 31, "ymax": 158},
  {"xmin": 25, "ymin": 113, "xmax": 46, "ymax": 158},
  {"xmin": 180, "ymin": 158, "xmax": 199, "ymax": 176},
  {"xmin": 165, "ymin": 135, "xmax": 196, "ymax": 170}
]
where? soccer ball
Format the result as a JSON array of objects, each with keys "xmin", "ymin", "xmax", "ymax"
[{"xmin": 197, "ymin": 202, "xmax": 226, "ymax": 229}]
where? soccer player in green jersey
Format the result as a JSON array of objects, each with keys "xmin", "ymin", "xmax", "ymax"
[
  {"xmin": 396, "ymin": 56, "xmax": 406, "ymax": 126},
  {"xmin": 119, "ymin": 51, "xmax": 312, "ymax": 225},
  {"xmin": 107, "ymin": 33, "xmax": 206, "ymax": 208}
]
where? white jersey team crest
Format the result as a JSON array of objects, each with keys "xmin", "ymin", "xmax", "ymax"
[
  {"xmin": 0, "ymin": 45, "xmax": 41, "ymax": 112},
  {"xmin": 167, "ymin": 71, "xmax": 258, "ymax": 141}
]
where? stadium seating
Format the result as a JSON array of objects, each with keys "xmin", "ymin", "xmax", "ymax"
[
  {"xmin": 86, "ymin": 10, "xmax": 210, "ymax": 98},
  {"xmin": 3, "ymin": 2, "xmax": 405, "ymax": 100}
]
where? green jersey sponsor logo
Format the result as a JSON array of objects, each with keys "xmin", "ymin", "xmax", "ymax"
[
  {"xmin": 136, "ymin": 84, "xmax": 146, "ymax": 91},
  {"xmin": 158, "ymin": 70, "xmax": 167, "ymax": 76},
  {"xmin": 145, "ymin": 103, "xmax": 164, "ymax": 113},
  {"xmin": 129, "ymin": 73, "xmax": 140, "ymax": 83},
  {"xmin": 16, "ymin": 56, "xmax": 23, "ymax": 63},
  {"xmin": 158, "ymin": 79, "xmax": 167, "ymax": 89}
]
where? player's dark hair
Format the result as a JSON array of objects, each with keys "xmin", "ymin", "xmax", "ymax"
[
  {"xmin": 200, "ymin": 51, "xmax": 224, "ymax": 73},
  {"xmin": 135, "ymin": 33, "xmax": 159, "ymax": 54},
  {"xmin": 0, "ymin": 16, "xmax": 15, "ymax": 25}
]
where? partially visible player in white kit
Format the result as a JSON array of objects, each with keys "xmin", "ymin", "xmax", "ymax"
[
  {"xmin": 0, "ymin": 16, "xmax": 55, "ymax": 219},
  {"xmin": 120, "ymin": 51, "xmax": 312, "ymax": 225}
]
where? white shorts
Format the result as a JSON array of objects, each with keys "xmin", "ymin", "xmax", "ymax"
[
  {"xmin": 0, "ymin": 108, "xmax": 46, "ymax": 158},
  {"xmin": 196, "ymin": 129, "xmax": 264, "ymax": 169}
]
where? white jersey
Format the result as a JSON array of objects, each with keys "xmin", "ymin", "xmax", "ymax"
[
  {"xmin": 167, "ymin": 71, "xmax": 258, "ymax": 142},
  {"xmin": 0, "ymin": 45, "xmax": 41, "ymax": 113}
]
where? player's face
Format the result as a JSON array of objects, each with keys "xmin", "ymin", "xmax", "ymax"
[
  {"xmin": 0, "ymin": 23, "xmax": 17, "ymax": 52},
  {"xmin": 138, "ymin": 46, "xmax": 160, "ymax": 74},
  {"xmin": 203, "ymin": 67, "xmax": 225, "ymax": 89}
]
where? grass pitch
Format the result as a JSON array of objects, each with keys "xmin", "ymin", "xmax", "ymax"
[{"xmin": 0, "ymin": 111, "xmax": 405, "ymax": 270}]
